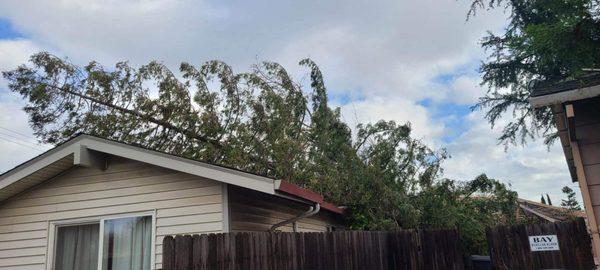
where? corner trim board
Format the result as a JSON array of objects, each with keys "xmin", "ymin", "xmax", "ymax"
[{"xmin": 222, "ymin": 184, "xmax": 230, "ymax": 232}]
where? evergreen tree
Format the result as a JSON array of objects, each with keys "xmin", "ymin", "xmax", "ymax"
[
  {"xmin": 541, "ymin": 195, "xmax": 547, "ymax": 205},
  {"xmin": 561, "ymin": 186, "xmax": 582, "ymax": 211},
  {"xmin": 469, "ymin": 0, "xmax": 600, "ymax": 146},
  {"xmin": 546, "ymin": 194, "xmax": 552, "ymax": 206}
]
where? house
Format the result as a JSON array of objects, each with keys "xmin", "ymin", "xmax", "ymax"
[
  {"xmin": 0, "ymin": 134, "xmax": 344, "ymax": 270},
  {"xmin": 529, "ymin": 72, "xmax": 600, "ymax": 259},
  {"xmin": 517, "ymin": 198, "xmax": 586, "ymax": 223}
]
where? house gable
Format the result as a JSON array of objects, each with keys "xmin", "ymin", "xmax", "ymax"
[{"xmin": 0, "ymin": 134, "xmax": 277, "ymax": 203}]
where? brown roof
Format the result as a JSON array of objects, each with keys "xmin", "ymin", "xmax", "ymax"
[
  {"xmin": 518, "ymin": 198, "xmax": 586, "ymax": 222},
  {"xmin": 276, "ymin": 180, "xmax": 345, "ymax": 214}
]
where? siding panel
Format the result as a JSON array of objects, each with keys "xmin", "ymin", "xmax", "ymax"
[
  {"xmin": 0, "ymin": 239, "xmax": 46, "ymax": 250},
  {"xmin": 156, "ymin": 213, "xmax": 222, "ymax": 227},
  {"xmin": 156, "ymin": 204, "xmax": 221, "ymax": 218},
  {"xmin": 589, "ymin": 185, "xmax": 600, "ymax": 206},
  {"xmin": 576, "ymin": 123, "xmax": 600, "ymax": 145},
  {"xmin": 0, "ymin": 247, "xmax": 46, "ymax": 259},
  {"xmin": 6, "ymin": 177, "xmax": 208, "ymax": 208},
  {"xmin": 0, "ymin": 157, "xmax": 223, "ymax": 270},
  {"xmin": 0, "ymin": 255, "xmax": 45, "ymax": 267},
  {"xmin": 585, "ymin": 163, "xmax": 600, "ymax": 186},
  {"xmin": 580, "ymin": 143, "xmax": 600, "ymax": 166}
]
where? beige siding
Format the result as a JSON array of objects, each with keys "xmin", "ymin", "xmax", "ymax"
[
  {"xmin": 575, "ymin": 98, "xmax": 600, "ymax": 233},
  {"xmin": 228, "ymin": 186, "xmax": 343, "ymax": 233},
  {"xmin": 0, "ymin": 157, "xmax": 223, "ymax": 270}
]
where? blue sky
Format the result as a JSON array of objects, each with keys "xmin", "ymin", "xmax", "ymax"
[
  {"xmin": 0, "ymin": 19, "xmax": 21, "ymax": 39},
  {"xmin": 0, "ymin": 0, "xmax": 579, "ymax": 203}
]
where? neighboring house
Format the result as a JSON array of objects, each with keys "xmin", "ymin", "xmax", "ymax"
[
  {"xmin": 517, "ymin": 198, "xmax": 585, "ymax": 223},
  {"xmin": 529, "ymin": 72, "xmax": 600, "ymax": 259},
  {"xmin": 0, "ymin": 134, "xmax": 344, "ymax": 270}
]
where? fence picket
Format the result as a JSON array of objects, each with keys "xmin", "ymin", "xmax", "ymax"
[{"xmin": 162, "ymin": 230, "xmax": 465, "ymax": 270}]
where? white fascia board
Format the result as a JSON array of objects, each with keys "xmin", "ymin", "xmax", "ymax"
[
  {"xmin": 0, "ymin": 135, "xmax": 277, "ymax": 195},
  {"xmin": 529, "ymin": 85, "xmax": 600, "ymax": 108},
  {"xmin": 0, "ymin": 137, "xmax": 83, "ymax": 190},
  {"xmin": 80, "ymin": 136, "xmax": 276, "ymax": 194}
]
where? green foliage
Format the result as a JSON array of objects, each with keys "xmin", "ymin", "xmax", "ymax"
[
  {"xmin": 561, "ymin": 186, "xmax": 582, "ymax": 211},
  {"xmin": 469, "ymin": 0, "xmax": 600, "ymax": 146},
  {"xmin": 541, "ymin": 194, "xmax": 547, "ymax": 204},
  {"xmin": 546, "ymin": 194, "xmax": 552, "ymax": 206},
  {"xmin": 412, "ymin": 174, "xmax": 519, "ymax": 255},
  {"xmin": 3, "ymin": 52, "xmax": 520, "ymax": 254}
]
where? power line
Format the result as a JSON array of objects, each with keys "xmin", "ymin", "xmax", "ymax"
[
  {"xmin": 0, "ymin": 130, "xmax": 42, "ymax": 148},
  {"xmin": 0, "ymin": 126, "xmax": 36, "ymax": 140},
  {"xmin": 0, "ymin": 135, "xmax": 44, "ymax": 152}
]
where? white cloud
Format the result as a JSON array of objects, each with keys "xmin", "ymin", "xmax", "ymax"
[
  {"xmin": 443, "ymin": 112, "xmax": 578, "ymax": 203},
  {"xmin": 0, "ymin": 39, "xmax": 51, "ymax": 173},
  {"xmin": 0, "ymin": 0, "xmax": 578, "ymax": 204},
  {"xmin": 432, "ymin": 74, "xmax": 488, "ymax": 105},
  {"xmin": 449, "ymin": 75, "xmax": 486, "ymax": 104},
  {"xmin": 339, "ymin": 97, "xmax": 445, "ymax": 146},
  {"xmin": 0, "ymin": 97, "xmax": 52, "ymax": 173},
  {"xmin": 0, "ymin": 39, "xmax": 40, "ymax": 88}
]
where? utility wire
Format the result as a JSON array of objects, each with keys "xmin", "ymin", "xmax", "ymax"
[
  {"xmin": 0, "ymin": 135, "xmax": 44, "ymax": 152},
  {"xmin": 0, "ymin": 126, "xmax": 37, "ymax": 140},
  {"xmin": 0, "ymin": 130, "xmax": 42, "ymax": 148}
]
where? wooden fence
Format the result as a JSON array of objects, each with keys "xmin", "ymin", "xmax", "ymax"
[
  {"xmin": 486, "ymin": 218, "xmax": 594, "ymax": 270},
  {"xmin": 162, "ymin": 230, "xmax": 466, "ymax": 270}
]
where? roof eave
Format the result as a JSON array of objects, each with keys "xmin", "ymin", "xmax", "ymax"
[
  {"xmin": 0, "ymin": 134, "xmax": 278, "ymax": 201},
  {"xmin": 529, "ymin": 84, "xmax": 600, "ymax": 108}
]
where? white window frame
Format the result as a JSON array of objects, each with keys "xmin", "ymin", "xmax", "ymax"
[{"xmin": 46, "ymin": 211, "xmax": 156, "ymax": 270}]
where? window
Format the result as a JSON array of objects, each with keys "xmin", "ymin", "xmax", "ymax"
[
  {"xmin": 52, "ymin": 215, "xmax": 153, "ymax": 270},
  {"xmin": 101, "ymin": 216, "xmax": 152, "ymax": 270},
  {"xmin": 54, "ymin": 223, "xmax": 100, "ymax": 270}
]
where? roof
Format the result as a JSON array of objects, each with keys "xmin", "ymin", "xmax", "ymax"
[
  {"xmin": 0, "ymin": 134, "xmax": 344, "ymax": 214},
  {"xmin": 518, "ymin": 198, "xmax": 585, "ymax": 222},
  {"xmin": 275, "ymin": 181, "xmax": 345, "ymax": 214},
  {"xmin": 530, "ymin": 73, "xmax": 600, "ymax": 108},
  {"xmin": 528, "ymin": 74, "xmax": 600, "ymax": 182}
]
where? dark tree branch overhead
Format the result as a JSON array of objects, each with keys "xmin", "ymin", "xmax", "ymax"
[
  {"xmin": 469, "ymin": 0, "xmax": 600, "ymax": 147},
  {"xmin": 39, "ymin": 82, "xmax": 221, "ymax": 147}
]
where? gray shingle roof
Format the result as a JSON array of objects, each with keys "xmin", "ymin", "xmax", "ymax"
[
  {"xmin": 531, "ymin": 73, "xmax": 600, "ymax": 97},
  {"xmin": 518, "ymin": 198, "xmax": 585, "ymax": 222}
]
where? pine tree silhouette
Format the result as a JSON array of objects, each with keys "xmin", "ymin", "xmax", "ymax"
[{"xmin": 541, "ymin": 195, "xmax": 547, "ymax": 205}]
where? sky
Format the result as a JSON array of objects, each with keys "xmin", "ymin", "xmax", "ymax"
[{"xmin": 0, "ymin": 0, "xmax": 582, "ymax": 204}]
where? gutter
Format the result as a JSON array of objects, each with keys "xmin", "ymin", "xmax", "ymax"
[{"xmin": 270, "ymin": 203, "xmax": 321, "ymax": 232}]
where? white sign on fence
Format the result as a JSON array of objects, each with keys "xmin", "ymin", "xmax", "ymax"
[{"xmin": 528, "ymin": 235, "xmax": 560, "ymax": 251}]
